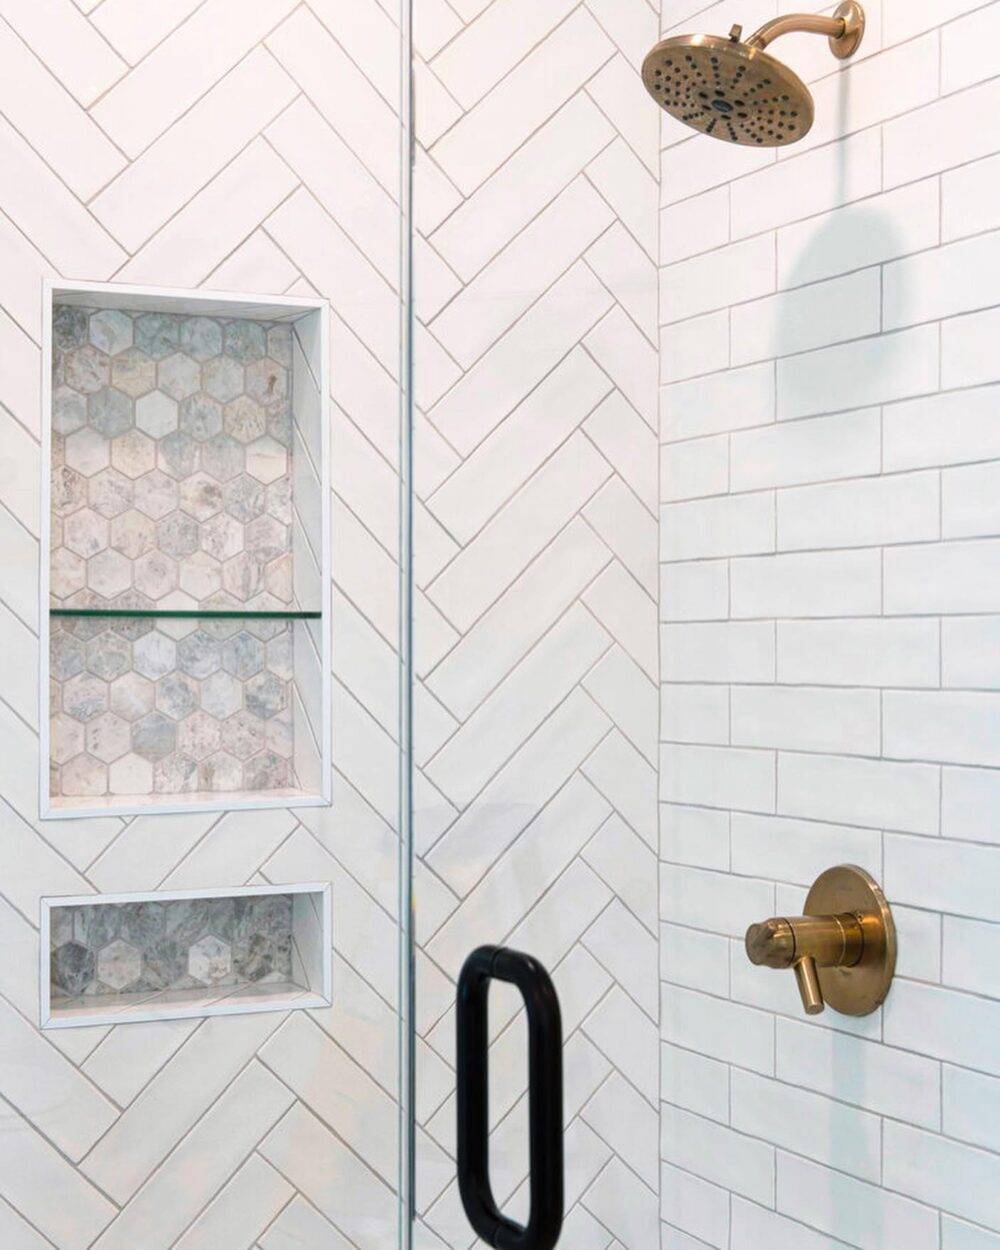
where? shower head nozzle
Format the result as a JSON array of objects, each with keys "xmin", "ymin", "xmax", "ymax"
[{"xmin": 642, "ymin": 2, "xmax": 865, "ymax": 148}]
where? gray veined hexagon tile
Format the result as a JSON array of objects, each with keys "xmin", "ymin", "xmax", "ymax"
[
  {"xmin": 179, "ymin": 392, "xmax": 223, "ymax": 442},
  {"xmin": 222, "ymin": 551, "xmax": 263, "ymax": 601},
  {"xmin": 131, "ymin": 710, "xmax": 176, "ymax": 762},
  {"xmin": 177, "ymin": 630, "xmax": 221, "ymax": 679},
  {"xmin": 223, "ymin": 394, "xmax": 266, "ymax": 443},
  {"xmin": 133, "ymin": 630, "xmax": 176, "ymax": 680},
  {"xmin": 65, "ymin": 426, "xmax": 110, "ymax": 476},
  {"xmin": 49, "ymin": 307, "xmax": 303, "ymax": 801},
  {"xmin": 179, "ymin": 316, "xmax": 222, "ymax": 361},
  {"xmin": 203, "ymin": 355, "xmax": 243, "ymax": 403},
  {"xmin": 201, "ymin": 669, "xmax": 242, "ymax": 720},
  {"xmin": 111, "ymin": 428, "xmax": 156, "ymax": 479},
  {"xmin": 177, "ymin": 709, "xmax": 221, "ymax": 760},
  {"xmin": 110, "ymin": 672, "xmax": 154, "ymax": 721},
  {"xmin": 87, "ymin": 548, "xmax": 131, "ymax": 599},
  {"xmin": 245, "ymin": 357, "xmax": 287, "ymax": 406},
  {"xmin": 179, "ymin": 551, "xmax": 223, "ymax": 601},
  {"xmin": 87, "ymin": 386, "xmax": 133, "ymax": 439},
  {"xmin": 245, "ymin": 751, "xmax": 289, "ymax": 791},
  {"xmin": 89, "ymin": 468, "xmax": 134, "ymax": 519},
  {"xmin": 224, "ymin": 319, "xmax": 267, "ymax": 363},
  {"xmin": 52, "ymin": 941, "xmax": 95, "ymax": 995},
  {"xmin": 156, "ymin": 671, "xmax": 199, "ymax": 721},
  {"xmin": 155, "ymin": 753, "xmax": 197, "ymax": 794},
  {"xmin": 62, "ymin": 753, "xmax": 107, "ymax": 795},
  {"xmin": 156, "ymin": 511, "xmax": 199, "ymax": 559},
  {"xmin": 85, "ymin": 712, "xmax": 131, "ymax": 764},
  {"xmin": 64, "ymin": 508, "xmax": 108, "ymax": 559},
  {"xmin": 136, "ymin": 389, "xmax": 179, "ymax": 439},
  {"xmin": 179, "ymin": 472, "xmax": 223, "ymax": 522},
  {"xmin": 52, "ymin": 465, "xmax": 87, "ymax": 517},
  {"xmin": 158, "ymin": 353, "xmax": 200, "ymax": 401},
  {"xmin": 53, "ymin": 386, "xmax": 86, "ymax": 435},
  {"xmin": 200, "ymin": 751, "xmax": 243, "ymax": 792},
  {"xmin": 188, "ymin": 934, "xmax": 233, "ymax": 984},
  {"xmin": 134, "ymin": 550, "xmax": 178, "ymax": 600},
  {"xmin": 50, "ymin": 712, "xmax": 84, "ymax": 763},
  {"xmin": 158, "ymin": 428, "xmax": 199, "ymax": 478},
  {"xmin": 89, "ymin": 308, "xmax": 133, "ymax": 357},
  {"xmin": 201, "ymin": 433, "xmax": 244, "ymax": 482},
  {"xmin": 50, "ymin": 550, "xmax": 87, "ymax": 602},
  {"xmin": 245, "ymin": 671, "xmax": 286, "ymax": 720},
  {"xmin": 135, "ymin": 312, "xmax": 179, "ymax": 359},
  {"xmin": 62, "ymin": 672, "xmax": 108, "ymax": 722},
  {"xmin": 53, "ymin": 305, "xmax": 88, "ymax": 351},
  {"xmin": 64, "ymin": 345, "xmax": 110, "ymax": 394},
  {"xmin": 50, "ymin": 892, "xmax": 299, "ymax": 1003},
  {"xmin": 267, "ymin": 403, "xmax": 292, "ymax": 447},
  {"xmin": 223, "ymin": 473, "xmax": 266, "ymax": 523},
  {"xmin": 200, "ymin": 512, "xmax": 244, "ymax": 562},
  {"xmin": 134, "ymin": 468, "xmax": 178, "ymax": 520},
  {"xmin": 222, "ymin": 709, "xmax": 265, "ymax": 759},
  {"xmin": 222, "ymin": 630, "xmax": 265, "ymax": 679},
  {"xmin": 96, "ymin": 938, "xmax": 142, "ymax": 990},
  {"xmin": 110, "ymin": 509, "xmax": 156, "ymax": 560},
  {"xmin": 109, "ymin": 752, "xmax": 154, "ymax": 796},
  {"xmin": 246, "ymin": 436, "xmax": 287, "ymax": 484},
  {"xmin": 110, "ymin": 347, "xmax": 157, "ymax": 398},
  {"xmin": 85, "ymin": 631, "xmax": 131, "ymax": 681}
]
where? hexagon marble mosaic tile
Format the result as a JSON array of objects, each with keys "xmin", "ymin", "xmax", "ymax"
[
  {"xmin": 50, "ymin": 304, "xmax": 295, "ymax": 612},
  {"xmin": 50, "ymin": 615, "xmax": 295, "ymax": 798},
  {"xmin": 49, "ymin": 893, "xmax": 295, "ymax": 1000}
]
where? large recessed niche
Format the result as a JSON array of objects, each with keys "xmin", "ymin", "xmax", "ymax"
[{"xmin": 41, "ymin": 281, "xmax": 330, "ymax": 818}]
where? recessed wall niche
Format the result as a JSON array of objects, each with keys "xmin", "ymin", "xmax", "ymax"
[
  {"xmin": 40, "ymin": 883, "xmax": 331, "ymax": 1029},
  {"xmin": 41, "ymin": 281, "xmax": 330, "ymax": 818}
]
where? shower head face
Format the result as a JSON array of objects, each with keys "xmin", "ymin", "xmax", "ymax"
[{"xmin": 642, "ymin": 33, "xmax": 814, "ymax": 147}]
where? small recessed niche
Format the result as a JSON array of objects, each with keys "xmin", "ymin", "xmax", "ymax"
[
  {"xmin": 41, "ymin": 280, "xmax": 331, "ymax": 818},
  {"xmin": 41, "ymin": 883, "xmax": 331, "ymax": 1029}
]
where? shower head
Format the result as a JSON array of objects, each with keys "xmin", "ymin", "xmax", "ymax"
[{"xmin": 642, "ymin": 2, "xmax": 864, "ymax": 147}]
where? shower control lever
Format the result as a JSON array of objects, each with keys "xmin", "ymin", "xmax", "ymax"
[{"xmin": 744, "ymin": 866, "xmax": 896, "ymax": 1018}]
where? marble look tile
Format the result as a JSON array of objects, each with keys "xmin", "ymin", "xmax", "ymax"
[
  {"xmin": 49, "ymin": 307, "xmax": 301, "ymax": 801},
  {"xmin": 50, "ymin": 892, "xmax": 297, "ymax": 1005}
]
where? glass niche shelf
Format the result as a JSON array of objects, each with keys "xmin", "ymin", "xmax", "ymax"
[{"xmin": 41, "ymin": 281, "xmax": 331, "ymax": 819}]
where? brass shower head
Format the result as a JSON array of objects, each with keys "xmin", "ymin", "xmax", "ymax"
[{"xmin": 642, "ymin": 2, "xmax": 865, "ymax": 147}]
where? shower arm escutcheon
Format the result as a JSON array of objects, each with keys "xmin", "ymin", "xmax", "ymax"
[
  {"xmin": 733, "ymin": 2, "xmax": 866, "ymax": 60},
  {"xmin": 744, "ymin": 865, "xmax": 895, "ymax": 1017}
]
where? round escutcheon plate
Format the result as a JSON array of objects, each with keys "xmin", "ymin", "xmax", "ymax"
[{"xmin": 805, "ymin": 864, "xmax": 896, "ymax": 1016}]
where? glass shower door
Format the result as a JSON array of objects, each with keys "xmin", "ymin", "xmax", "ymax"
[{"xmin": 404, "ymin": 0, "xmax": 662, "ymax": 1242}]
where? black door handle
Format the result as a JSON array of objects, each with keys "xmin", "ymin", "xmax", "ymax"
[{"xmin": 456, "ymin": 946, "xmax": 563, "ymax": 1250}]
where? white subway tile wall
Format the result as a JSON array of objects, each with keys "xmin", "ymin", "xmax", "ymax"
[{"xmin": 658, "ymin": 3, "xmax": 1000, "ymax": 1247}]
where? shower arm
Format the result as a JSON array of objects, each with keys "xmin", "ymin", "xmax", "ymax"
[
  {"xmin": 733, "ymin": 3, "xmax": 865, "ymax": 59},
  {"xmin": 741, "ymin": 14, "xmax": 843, "ymax": 48}
]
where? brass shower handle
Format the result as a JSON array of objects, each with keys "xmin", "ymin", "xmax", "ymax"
[
  {"xmin": 743, "ymin": 865, "xmax": 896, "ymax": 1018},
  {"xmin": 745, "ymin": 913, "xmax": 865, "ymax": 1015},
  {"xmin": 740, "ymin": 2, "xmax": 865, "ymax": 59}
]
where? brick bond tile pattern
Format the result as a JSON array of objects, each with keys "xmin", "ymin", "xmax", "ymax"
[{"xmin": 657, "ymin": 3, "xmax": 1000, "ymax": 1247}]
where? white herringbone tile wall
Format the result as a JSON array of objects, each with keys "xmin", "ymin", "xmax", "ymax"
[
  {"xmin": 0, "ymin": 3, "xmax": 410, "ymax": 1247},
  {"xmin": 658, "ymin": 2, "xmax": 1000, "ymax": 1248},
  {"xmin": 411, "ymin": 0, "xmax": 662, "ymax": 1245}
]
